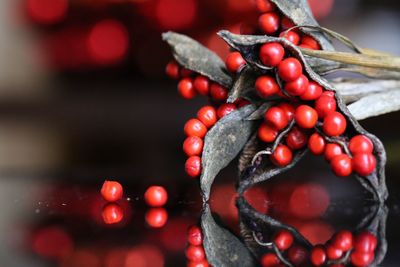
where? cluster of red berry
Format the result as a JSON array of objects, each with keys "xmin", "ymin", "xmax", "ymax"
[
  {"xmin": 185, "ymin": 225, "xmax": 210, "ymax": 267},
  {"xmin": 261, "ymin": 229, "xmax": 377, "ymax": 267},
  {"xmin": 253, "ymin": 40, "xmax": 376, "ymax": 177}
]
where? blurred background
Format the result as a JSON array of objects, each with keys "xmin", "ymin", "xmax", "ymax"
[{"xmin": 0, "ymin": 0, "xmax": 400, "ymax": 266}]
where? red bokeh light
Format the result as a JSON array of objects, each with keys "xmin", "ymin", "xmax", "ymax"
[
  {"xmin": 26, "ymin": 0, "xmax": 68, "ymax": 24},
  {"xmin": 59, "ymin": 249, "xmax": 101, "ymax": 267},
  {"xmin": 307, "ymin": 0, "xmax": 334, "ymax": 19},
  {"xmin": 160, "ymin": 218, "xmax": 193, "ymax": 252},
  {"xmin": 125, "ymin": 245, "xmax": 164, "ymax": 267},
  {"xmin": 31, "ymin": 226, "xmax": 73, "ymax": 261},
  {"xmin": 155, "ymin": 0, "xmax": 198, "ymax": 30}
]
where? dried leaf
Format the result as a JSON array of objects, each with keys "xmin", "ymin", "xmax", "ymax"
[
  {"xmin": 246, "ymin": 102, "xmax": 275, "ymax": 121},
  {"xmin": 201, "ymin": 204, "xmax": 257, "ymax": 267},
  {"xmin": 162, "ymin": 32, "xmax": 232, "ymax": 87},
  {"xmin": 200, "ymin": 105, "xmax": 257, "ymax": 201},
  {"xmin": 228, "ymin": 66, "xmax": 257, "ymax": 103}
]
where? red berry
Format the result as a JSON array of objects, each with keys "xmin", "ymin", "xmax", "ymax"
[
  {"xmin": 235, "ymin": 98, "xmax": 251, "ymax": 107},
  {"xmin": 354, "ymin": 231, "xmax": 377, "ymax": 253},
  {"xmin": 351, "ymin": 251, "xmax": 374, "ymax": 267},
  {"xmin": 101, "ymin": 180, "xmax": 123, "ymax": 202},
  {"xmin": 102, "ymin": 203, "xmax": 124, "ymax": 224},
  {"xmin": 166, "ymin": 60, "xmax": 180, "ymax": 79},
  {"xmin": 273, "ymin": 230, "xmax": 294, "ymax": 250},
  {"xmin": 145, "ymin": 208, "xmax": 168, "ymax": 228},
  {"xmin": 184, "ymin": 119, "xmax": 207, "ymax": 138},
  {"xmin": 311, "ymin": 245, "xmax": 326, "ymax": 266},
  {"xmin": 349, "ymin": 135, "xmax": 374, "ymax": 155},
  {"xmin": 315, "ymin": 95, "xmax": 337, "ymax": 118},
  {"xmin": 183, "ymin": 136, "xmax": 204, "ymax": 156},
  {"xmin": 331, "ymin": 154, "xmax": 352, "ymax": 177},
  {"xmin": 258, "ymin": 12, "xmax": 280, "ymax": 34},
  {"xmin": 288, "ymin": 246, "xmax": 308, "ymax": 265},
  {"xmin": 326, "ymin": 245, "xmax": 343, "ymax": 260},
  {"xmin": 197, "ymin": 106, "xmax": 217, "ymax": 128},
  {"xmin": 255, "ymin": 75, "xmax": 280, "ymax": 98},
  {"xmin": 352, "ymin": 153, "xmax": 376, "ymax": 176},
  {"xmin": 217, "ymin": 103, "xmax": 237, "ymax": 119},
  {"xmin": 332, "ymin": 230, "xmax": 353, "ymax": 252},
  {"xmin": 258, "ymin": 123, "xmax": 278, "ymax": 143},
  {"xmin": 178, "ymin": 78, "xmax": 196, "ymax": 99},
  {"xmin": 324, "ymin": 143, "xmax": 343, "ymax": 161},
  {"xmin": 294, "ymin": 105, "xmax": 318, "ymax": 129},
  {"xmin": 185, "ymin": 156, "xmax": 201, "ymax": 178},
  {"xmin": 281, "ymin": 16, "xmax": 295, "ymax": 30},
  {"xmin": 187, "ymin": 260, "xmax": 209, "ymax": 267},
  {"xmin": 279, "ymin": 31, "xmax": 300, "ymax": 45},
  {"xmin": 300, "ymin": 81, "xmax": 323, "ymax": 101},
  {"xmin": 265, "ymin": 107, "xmax": 289, "ymax": 130},
  {"xmin": 259, "ymin": 42, "xmax": 285, "ymax": 67},
  {"xmin": 225, "ymin": 51, "xmax": 246, "ymax": 73},
  {"xmin": 144, "ymin": 186, "xmax": 168, "ymax": 207},
  {"xmin": 271, "ymin": 145, "xmax": 293, "ymax": 167},
  {"xmin": 278, "ymin": 57, "xmax": 302, "ymax": 82},
  {"xmin": 301, "ymin": 35, "xmax": 321, "ymax": 50},
  {"xmin": 278, "ymin": 102, "xmax": 295, "ymax": 121},
  {"xmin": 323, "ymin": 112, "xmax": 347, "ymax": 136},
  {"xmin": 210, "ymin": 83, "xmax": 228, "ymax": 102},
  {"xmin": 322, "ymin": 91, "xmax": 335, "ymax": 97},
  {"xmin": 261, "ymin": 253, "xmax": 280, "ymax": 267},
  {"xmin": 187, "ymin": 225, "xmax": 203, "ymax": 246},
  {"xmin": 284, "ymin": 74, "xmax": 309, "ymax": 96},
  {"xmin": 308, "ymin": 133, "xmax": 326, "ymax": 155},
  {"xmin": 255, "ymin": 0, "xmax": 276, "ymax": 13},
  {"xmin": 193, "ymin": 76, "xmax": 210, "ymax": 96},
  {"xmin": 185, "ymin": 245, "xmax": 205, "ymax": 262},
  {"xmin": 286, "ymin": 127, "xmax": 308, "ymax": 150},
  {"xmin": 181, "ymin": 68, "xmax": 193, "ymax": 77},
  {"xmin": 299, "ymin": 44, "xmax": 313, "ymax": 49}
]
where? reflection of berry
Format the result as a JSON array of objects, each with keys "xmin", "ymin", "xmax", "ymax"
[
  {"xmin": 102, "ymin": 203, "xmax": 124, "ymax": 224},
  {"xmin": 145, "ymin": 208, "xmax": 168, "ymax": 228},
  {"xmin": 187, "ymin": 226, "xmax": 203, "ymax": 246}
]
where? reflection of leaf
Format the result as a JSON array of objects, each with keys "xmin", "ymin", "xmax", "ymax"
[
  {"xmin": 201, "ymin": 105, "xmax": 257, "ymax": 201},
  {"xmin": 201, "ymin": 204, "xmax": 257, "ymax": 267},
  {"xmin": 162, "ymin": 32, "xmax": 232, "ymax": 87}
]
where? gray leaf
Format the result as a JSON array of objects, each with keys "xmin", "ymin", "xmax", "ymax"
[{"xmin": 228, "ymin": 66, "xmax": 257, "ymax": 103}]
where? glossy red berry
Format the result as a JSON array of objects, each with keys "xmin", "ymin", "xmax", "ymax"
[
  {"xmin": 258, "ymin": 12, "xmax": 280, "ymax": 34},
  {"xmin": 102, "ymin": 203, "xmax": 124, "ymax": 224},
  {"xmin": 300, "ymin": 81, "xmax": 323, "ymax": 101},
  {"xmin": 178, "ymin": 78, "xmax": 196, "ymax": 99},
  {"xmin": 184, "ymin": 119, "xmax": 207, "ymax": 138},
  {"xmin": 278, "ymin": 102, "xmax": 295, "ymax": 121},
  {"xmin": 352, "ymin": 153, "xmax": 376, "ymax": 176},
  {"xmin": 278, "ymin": 57, "xmax": 302, "ymax": 82},
  {"xmin": 101, "ymin": 180, "xmax": 123, "ymax": 202},
  {"xmin": 181, "ymin": 68, "xmax": 193, "ymax": 77},
  {"xmin": 144, "ymin": 186, "xmax": 168, "ymax": 207},
  {"xmin": 288, "ymin": 246, "xmax": 308, "ymax": 265},
  {"xmin": 281, "ymin": 16, "xmax": 295, "ymax": 30},
  {"xmin": 271, "ymin": 145, "xmax": 293, "ymax": 167},
  {"xmin": 217, "ymin": 104, "xmax": 237, "ymax": 119},
  {"xmin": 235, "ymin": 98, "xmax": 251, "ymax": 107},
  {"xmin": 261, "ymin": 253, "xmax": 280, "ymax": 267},
  {"xmin": 187, "ymin": 260, "xmax": 209, "ymax": 267},
  {"xmin": 326, "ymin": 245, "xmax": 343, "ymax": 260},
  {"xmin": 145, "ymin": 208, "xmax": 168, "ymax": 228},
  {"xmin": 301, "ymin": 35, "xmax": 321, "ymax": 50},
  {"xmin": 351, "ymin": 251, "xmax": 374, "ymax": 267},
  {"xmin": 185, "ymin": 245, "xmax": 205, "ymax": 262},
  {"xmin": 308, "ymin": 133, "xmax": 326, "ymax": 155},
  {"xmin": 279, "ymin": 31, "xmax": 300, "ymax": 45},
  {"xmin": 315, "ymin": 95, "xmax": 337, "ymax": 118},
  {"xmin": 193, "ymin": 76, "xmax": 210, "ymax": 96},
  {"xmin": 323, "ymin": 112, "xmax": 347, "ymax": 136},
  {"xmin": 265, "ymin": 107, "xmax": 289, "ymax": 130},
  {"xmin": 349, "ymin": 135, "xmax": 374, "ymax": 155},
  {"xmin": 331, "ymin": 154, "xmax": 352, "ymax": 177},
  {"xmin": 311, "ymin": 245, "xmax": 326, "ymax": 266},
  {"xmin": 259, "ymin": 42, "xmax": 285, "ymax": 67},
  {"xmin": 354, "ymin": 231, "xmax": 377, "ymax": 253},
  {"xmin": 183, "ymin": 136, "xmax": 204, "ymax": 157},
  {"xmin": 332, "ymin": 230, "xmax": 353, "ymax": 252},
  {"xmin": 166, "ymin": 60, "xmax": 180, "ymax": 79},
  {"xmin": 322, "ymin": 91, "xmax": 335, "ymax": 97},
  {"xmin": 225, "ymin": 51, "xmax": 246, "ymax": 73},
  {"xmin": 187, "ymin": 225, "xmax": 203, "ymax": 246},
  {"xmin": 286, "ymin": 127, "xmax": 308, "ymax": 150},
  {"xmin": 294, "ymin": 105, "xmax": 318, "ymax": 129},
  {"xmin": 197, "ymin": 106, "xmax": 217, "ymax": 128},
  {"xmin": 255, "ymin": 75, "xmax": 280, "ymax": 98},
  {"xmin": 258, "ymin": 123, "xmax": 278, "ymax": 143},
  {"xmin": 324, "ymin": 143, "xmax": 343, "ymax": 161},
  {"xmin": 273, "ymin": 230, "xmax": 294, "ymax": 250},
  {"xmin": 185, "ymin": 156, "xmax": 201, "ymax": 178},
  {"xmin": 255, "ymin": 0, "xmax": 276, "ymax": 13},
  {"xmin": 284, "ymin": 74, "xmax": 309, "ymax": 96},
  {"xmin": 210, "ymin": 83, "xmax": 228, "ymax": 102},
  {"xmin": 299, "ymin": 44, "xmax": 313, "ymax": 49}
]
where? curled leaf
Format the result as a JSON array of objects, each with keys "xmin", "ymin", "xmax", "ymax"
[{"xmin": 228, "ymin": 66, "xmax": 257, "ymax": 103}]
